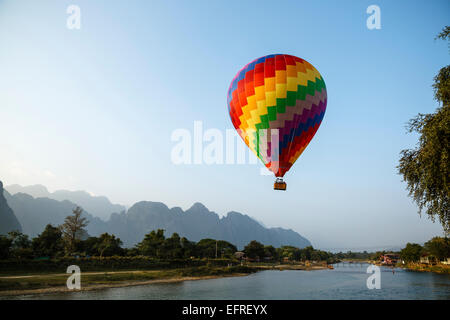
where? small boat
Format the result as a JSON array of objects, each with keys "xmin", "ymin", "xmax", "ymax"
[{"xmin": 327, "ymin": 265, "xmax": 334, "ymax": 269}]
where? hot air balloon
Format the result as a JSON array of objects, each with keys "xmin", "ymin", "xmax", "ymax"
[{"xmin": 227, "ymin": 54, "xmax": 327, "ymax": 190}]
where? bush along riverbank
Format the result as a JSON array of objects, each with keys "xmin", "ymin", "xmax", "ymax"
[
  {"xmin": 0, "ymin": 256, "xmax": 235, "ymax": 275},
  {"xmin": 404, "ymin": 262, "xmax": 450, "ymax": 274}
]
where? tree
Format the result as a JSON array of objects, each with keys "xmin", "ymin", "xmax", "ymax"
[
  {"xmin": 398, "ymin": 26, "xmax": 450, "ymax": 233},
  {"xmin": 161, "ymin": 233, "xmax": 183, "ymax": 259},
  {"xmin": 78, "ymin": 236, "xmax": 101, "ymax": 256},
  {"xmin": 60, "ymin": 206, "xmax": 89, "ymax": 255},
  {"xmin": 400, "ymin": 243, "xmax": 423, "ymax": 262},
  {"xmin": 181, "ymin": 237, "xmax": 197, "ymax": 258},
  {"xmin": 7, "ymin": 231, "xmax": 32, "ymax": 259},
  {"xmin": 423, "ymin": 237, "xmax": 450, "ymax": 261},
  {"xmin": 436, "ymin": 26, "xmax": 450, "ymax": 53},
  {"xmin": 8, "ymin": 231, "xmax": 31, "ymax": 249},
  {"xmin": 264, "ymin": 245, "xmax": 277, "ymax": 260},
  {"xmin": 300, "ymin": 246, "xmax": 314, "ymax": 261},
  {"xmin": 277, "ymin": 246, "xmax": 298, "ymax": 261},
  {"xmin": 0, "ymin": 235, "xmax": 12, "ymax": 260},
  {"xmin": 32, "ymin": 224, "xmax": 64, "ymax": 258},
  {"xmin": 244, "ymin": 240, "xmax": 265, "ymax": 260},
  {"xmin": 312, "ymin": 249, "xmax": 331, "ymax": 262},
  {"xmin": 123, "ymin": 247, "xmax": 140, "ymax": 257},
  {"xmin": 95, "ymin": 233, "xmax": 123, "ymax": 257},
  {"xmin": 137, "ymin": 229, "xmax": 166, "ymax": 257},
  {"xmin": 195, "ymin": 239, "xmax": 237, "ymax": 258}
]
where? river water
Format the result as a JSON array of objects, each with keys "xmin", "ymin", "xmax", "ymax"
[{"xmin": 8, "ymin": 263, "xmax": 450, "ymax": 300}]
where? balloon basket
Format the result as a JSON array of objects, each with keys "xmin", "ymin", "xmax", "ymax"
[{"xmin": 274, "ymin": 178, "xmax": 287, "ymax": 191}]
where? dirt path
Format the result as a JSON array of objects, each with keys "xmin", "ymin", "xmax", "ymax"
[{"xmin": 0, "ymin": 270, "xmax": 151, "ymax": 280}]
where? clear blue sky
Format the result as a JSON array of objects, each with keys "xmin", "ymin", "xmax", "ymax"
[{"xmin": 0, "ymin": 0, "xmax": 448, "ymax": 249}]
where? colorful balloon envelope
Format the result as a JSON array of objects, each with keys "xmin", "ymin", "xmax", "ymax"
[{"xmin": 227, "ymin": 54, "xmax": 327, "ymax": 189}]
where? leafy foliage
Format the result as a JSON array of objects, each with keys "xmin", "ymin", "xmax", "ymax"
[
  {"xmin": 196, "ymin": 238, "xmax": 237, "ymax": 259},
  {"xmin": 136, "ymin": 229, "xmax": 166, "ymax": 257},
  {"xmin": 276, "ymin": 245, "xmax": 333, "ymax": 262},
  {"xmin": 7, "ymin": 231, "xmax": 32, "ymax": 259},
  {"xmin": 435, "ymin": 25, "xmax": 450, "ymax": 52},
  {"xmin": 78, "ymin": 233, "xmax": 124, "ymax": 257},
  {"xmin": 136, "ymin": 230, "xmax": 237, "ymax": 259},
  {"xmin": 398, "ymin": 26, "xmax": 450, "ymax": 233},
  {"xmin": 0, "ymin": 235, "xmax": 12, "ymax": 260},
  {"xmin": 400, "ymin": 243, "xmax": 423, "ymax": 262},
  {"xmin": 423, "ymin": 237, "xmax": 450, "ymax": 261},
  {"xmin": 60, "ymin": 206, "xmax": 89, "ymax": 254},
  {"xmin": 31, "ymin": 224, "xmax": 64, "ymax": 258},
  {"xmin": 244, "ymin": 240, "xmax": 265, "ymax": 259}
]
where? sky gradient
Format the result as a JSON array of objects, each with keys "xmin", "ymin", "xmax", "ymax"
[{"xmin": 0, "ymin": 0, "xmax": 449, "ymax": 249}]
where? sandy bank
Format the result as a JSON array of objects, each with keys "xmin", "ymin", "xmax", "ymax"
[{"xmin": 0, "ymin": 273, "xmax": 250, "ymax": 298}]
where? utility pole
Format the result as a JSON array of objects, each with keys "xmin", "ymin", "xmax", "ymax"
[{"xmin": 215, "ymin": 240, "xmax": 218, "ymax": 259}]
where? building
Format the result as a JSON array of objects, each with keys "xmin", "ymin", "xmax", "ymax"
[
  {"xmin": 234, "ymin": 251, "xmax": 245, "ymax": 260},
  {"xmin": 381, "ymin": 253, "xmax": 399, "ymax": 265},
  {"xmin": 420, "ymin": 254, "xmax": 434, "ymax": 264}
]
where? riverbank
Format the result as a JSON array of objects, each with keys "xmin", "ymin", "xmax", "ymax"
[
  {"xmin": 0, "ymin": 263, "xmax": 330, "ymax": 297},
  {"xmin": 369, "ymin": 261, "xmax": 450, "ymax": 274},
  {"xmin": 251, "ymin": 263, "xmax": 329, "ymax": 271},
  {"xmin": 403, "ymin": 263, "xmax": 450, "ymax": 274},
  {"xmin": 0, "ymin": 273, "xmax": 251, "ymax": 298},
  {"xmin": 0, "ymin": 265, "xmax": 258, "ymax": 297}
]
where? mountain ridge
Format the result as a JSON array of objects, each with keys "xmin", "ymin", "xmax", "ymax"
[
  {"xmin": 0, "ymin": 181, "xmax": 22, "ymax": 235},
  {"xmin": 5, "ymin": 184, "xmax": 125, "ymax": 221},
  {"xmin": 2, "ymin": 182, "xmax": 312, "ymax": 250}
]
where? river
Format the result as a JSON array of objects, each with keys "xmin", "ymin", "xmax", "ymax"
[{"xmin": 7, "ymin": 263, "xmax": 450, "ymax": 300}]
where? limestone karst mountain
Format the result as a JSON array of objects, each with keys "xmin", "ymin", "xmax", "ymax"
[
  {"xmin": 0, "ymin": 181, "xmax": 22, "ymax": 235},
  {"xmin": 4, "ymin": 184, "xmax": 311, "ymax": 249},
  {"xmin": 6, "ymin": 184, "xmax": 125, "ymax": 221}
]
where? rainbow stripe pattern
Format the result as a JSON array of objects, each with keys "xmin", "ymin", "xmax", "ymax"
[{"xmin": 227, "ymin": 54, "xmax": 327, "ymax": 177}]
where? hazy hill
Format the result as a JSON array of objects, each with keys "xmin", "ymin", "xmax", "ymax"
[
  {"xmin": 0, "ymin": 181, "xmax": 22, "ymax": 235},
  {"xmin": 3, "ymin": 188, "xmax": 311, "ymax": 250},
  {"xmin": 100, "ymin": 201, "xmax": 311, "ymax": 249},
  {"xmin": 6, "ymin": 184, "xmax": 125, "ymax": 221},
  {"xmin": 4, "ymin": 191, "xmax": 107, "ymax": 239}
]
